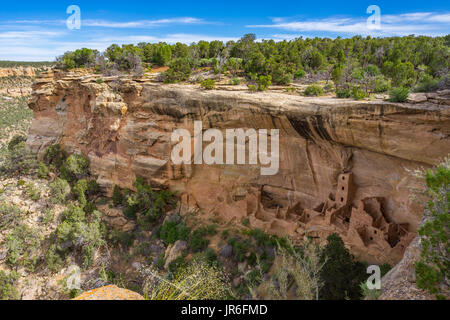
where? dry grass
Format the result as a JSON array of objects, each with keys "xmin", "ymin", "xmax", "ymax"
[
  {"xmin": 251, "ymin": 240, "xmax": 326, "ymax": 300},
  {"xmin": 142, "ymin": 259, "xmax": 230, "ymax": 300}
]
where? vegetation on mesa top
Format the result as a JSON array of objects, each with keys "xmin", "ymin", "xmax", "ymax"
[{"xmin": 56, "ymin": 34, "xmax": 449, "ymax": 97}]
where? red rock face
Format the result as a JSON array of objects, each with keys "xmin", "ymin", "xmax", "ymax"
[{"xmin": 27, "ymin": 70, "xmax": 450, "ymax": 264}]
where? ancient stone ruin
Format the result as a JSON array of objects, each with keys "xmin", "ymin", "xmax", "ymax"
[{"xmin": 244, "ymin": 173, "xmax": 415, "ymax": 264}]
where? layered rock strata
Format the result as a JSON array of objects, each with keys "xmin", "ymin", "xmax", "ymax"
[{"xmin": 27, "ymin": 70, "xmax": 450, "ymax": 264}]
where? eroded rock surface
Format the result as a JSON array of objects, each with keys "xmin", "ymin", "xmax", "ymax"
[
  {"xmin": 380, "ymin": 235, "xmax": 434, "ymax": 300},
  {"xmin": 0, "ymin": 67, "xmax": 37, "ymax": 78},
  {"xmin": 73, "ymin": 285, "xmax": 144, "ymax": 300},
  {"xmin": 27, "ymin": 70, "xmax": 450, "ymax": 265}
]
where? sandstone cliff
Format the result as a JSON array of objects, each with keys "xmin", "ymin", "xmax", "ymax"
[{"xmin": 27, "ymin": 69, "xmax": 450, "ymax": 265}]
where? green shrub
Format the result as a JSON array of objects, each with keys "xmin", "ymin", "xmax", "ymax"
[
  {"xmin": 380, "ymin": 263, "xmax": 392, "ymax": 277},
  {"xmin": 49, "ymin": 178, "xmax": 70, "ymax": 205},
  {"xmin": 304, "ymin": 85, "xmax": 324, "ymax": 96},
  {"xmin": 121, "ymin": 178, "xmax": 175, "ymax": 224},
  {"xmin": 228, "ymin": 238, "xmax": 249, "ymax": 262},
  {"xmin": 271, "ymin": 65, "xmax": 292, "ymax": 85},
  {"xmin": 158, "ymin": 220, "xmax": 190, "ymax": 245},
  {"xmin": 109, "ymin": 230, "xmax": 135, "ymax": 248},
  {"xmin": 294, "ymin": 69, "xmax": 306, "ymax": 79},
  {"xmin": 37, "ymin": 162, "xmax": 50, "ymax": 179},
  {"xmin": 309, "ymin": 51, "xmax": 325, "ymax": 70},
  {"xmin": 188, "ymin": 226, "xmax": 217, "ymax": 252},
  {"xmin": 364, "ymin": 64, "xmax": 380, "ymax": 77},
  {"xmin": 324, "ymin": 83, "xmax": 334, "ymax": 93},
  {"xmin": 60, "ymin": 154, "xmax": 90, "ymax": 182},
  {"xmin": 248, "ymin": 84, "xmax": 257, "ymax": 92},
  {"xmin": 0, "ymin": 137, "xmax": 37, "ymax": 175},
  {"xmin": 42, "ymin": 209, "xmax": 54, "ymax": 225},
  {"xmin": 221, "ymin": 230, "xmax": 230, "ymax": 240},
  {"xmin": 7, "ymin": 135, "xmax": 26, "ymax": 151},
  {"xmin": 202, "ymin": 224, "xmax": 218, "ymax": 236},
  {"xmin": 189, "ymin": 231, "xmax": 210, "ymax": 252},
  {"xmin": 202, "ymin": 248, "xmax": 219, "ymax": 266},
  {"xmin": 56, "ymin": 48, "xmax": 99, "ymax": 70},
  {"xmin": 55, "ymin": 205, "xmax": 105, "ymax": 269},
  {"xmin": 154, "ymin": 253, "xmax": 166, "ymax": 270},
  {"xmin": 73, "ymin": 179, "xmax": 88, "ymax": 207},
  {"xmin": 84, "ymin": 202, "xmax": 97, "ymax": 215},
  {"xmin": 230, "ymin": 77, "xmax": 241, "ymax": 85},
  {"xmin": 374, "ymin": 76, "xmax": 391, "ymax": 93},
  {"xmin": 414, "ymin": 74, "xmax": 439, "ymax": 93},
  {"xmin": 336, "ymin": 88, "xmax": 351, "ymax": 98},
  {"xmin": 0, "ymin": 202, "xmax": 22, "ymax": 230},
  {"xmin": 320, "ymin": 233, "xmax": 367, "ymax": 300},
  {"xmin": 256, "ymin": 75, "xmax": 272, "ymax": 91},
  {"xmin": 6, "ymin": 224, "xmax": 40, "ymax": 272},
  {"xmin": 389, "ymin": 87, "xmax": 410, "ymax": 102},
  {"xmin": 200, "ymin": 79, "xmax": 216, "ymax": 90},
  {"xmin": 87, "ymin": 180, "xmax": 100, "ymax": 196},
  {"xmin": 43, "ymin": 144, "xmax": 67, "ymax": 169},
  {"xmin": 0, "ymin": 270, "xmax": 20, "ymax": 300},
  {"xmin": 99, "ymin": 264, "xmax": 116, "ymax": 283},
  {"xmin": 360, "ymin": 282, "xmax": 381, "ymax": 300},
  {"xmin": 351, "ymin": 86, "xmax": 368, "ymax": 100},
  {"xmin": 168, "ymin": 256, "xmax": 188, "ymax": 274},
  {"xmin": 23, "ymin": 182, "xmax": 41, "ymax": 201},
  {"xmin": 164, "ymin": 58, "xmax": 192, "ymax": 83},
  {"xmin": 112, "ymin": 185, "xmax": 124, "ymax": 206},
  {"xmin": 250, "ymin": 228, "xmax": 276, "ymax": 247},
  {"xmin": 45, "ymin": 244, "xmax": 64, "ymax": 272}
]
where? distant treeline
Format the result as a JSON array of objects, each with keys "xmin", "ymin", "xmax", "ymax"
[
  {"xmin": 56, "ymin": 34, "xmax": 450, "ymax": 98},
  {"xmin": 0, "ymin": 61, "xmax": 54, "ymax": 68}
]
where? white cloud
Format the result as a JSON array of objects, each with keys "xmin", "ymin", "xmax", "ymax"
[
  {"xmin": 247, "ymin": 11, "xmax": 450, "ymax": 37},
  {"xmin": 8, "ymin": 17, "xmax": 208, "ymax": 28},
  {"xmin": 82, "ymin": 17, "xmax": 206, "ymax": 28},
  {"xmin": 0, "ymin": 31, "xmax": 64, "ymax": 39},
  {"xmin": 270, "ymin": 34, "xmax": 309, "ymax": 40},
  {"xmin": 0, "ymin": 46, "xmax": 59, "ymax": 61}
]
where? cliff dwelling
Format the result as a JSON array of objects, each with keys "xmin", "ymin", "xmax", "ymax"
[{"xmin": 244, "ymin": 173, "xmax": 415, "ymax": 265}]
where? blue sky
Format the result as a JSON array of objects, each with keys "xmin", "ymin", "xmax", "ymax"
[{"xmin": 0, "ymin": 0, "xmax": 449, "ymax": 61}]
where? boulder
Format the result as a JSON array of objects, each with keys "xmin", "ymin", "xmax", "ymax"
[
  {"xmin": 164, "ymin": 240, "xmax": 188, "ymax": 269},
  {"xmin": 73, "ymin": 285, "xmax": 144, "ymax": 300}
]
